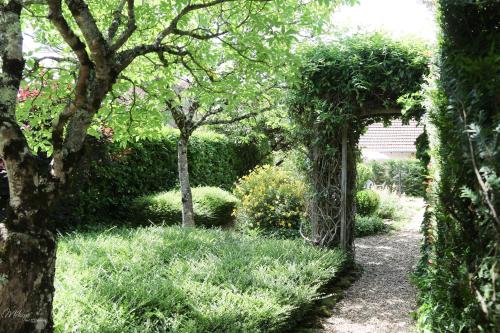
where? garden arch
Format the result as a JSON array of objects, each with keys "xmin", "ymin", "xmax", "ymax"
[{"xmin": 291, "ymin": 34, "xmax": 429, "ymax": 251}]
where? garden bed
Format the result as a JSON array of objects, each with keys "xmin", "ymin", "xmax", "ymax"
[{"xmin": 54, "ymin": 226, "xmax": 346, "ymax": 333}]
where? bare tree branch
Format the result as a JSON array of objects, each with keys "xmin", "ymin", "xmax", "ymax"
[
  {"xmin": 116, "ymin": 44, "xmax": 189, "ymax": 72},
  {"xmin": 203, "ymin": 111, "xmax": 259, "ymax": 126},
  {"xmin": 107, "ymin": 0, "xmax": 126, "ymax": 41},
  {"xmin": 47, "ymin": 0, "xmax": 92, "ymax": 67},
  {"xmin": 109, "ymin": 0, "xmax": 136, "ymax": 52},
  {"xmin": 154, "ymin": 0, "xmax": 235, "ymax": 46},
  {"xmin": 34, "ymin": 55, "xmax": 77, "ymax": 63},
  {"xmin": 63, "ymin": 0, "xmax": 109, "ymax": 72}
]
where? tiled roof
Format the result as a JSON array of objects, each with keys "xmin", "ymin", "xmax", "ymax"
[{"xmin": 359, "ymin": 120, "xmax": 424, "ymax": 153}]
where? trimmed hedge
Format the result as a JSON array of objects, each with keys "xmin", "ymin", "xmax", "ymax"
[
  {"xmin": 60, "ymin": 129, "xmax": 267, "ymax": 224},
  {"xmin": 355, "ymin": 189, "xmax": 380, "ymax": 216},
  {"xmin": 130, "ymin": 187, "xmax": 239, "ymax": 227},
  {"xmin": 414, "ymin": 2, "xmax": 500, "ymax": 332}
]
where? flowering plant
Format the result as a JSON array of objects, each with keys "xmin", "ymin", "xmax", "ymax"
[{"xmin": 233, "ymin": 165, "xmax": 306, "ymax": 232}]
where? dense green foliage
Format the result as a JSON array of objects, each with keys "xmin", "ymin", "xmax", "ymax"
[
  {"xmin": 355, "ymin": 189, "xmax": 380, "ymax": 216},
  {"xmin": 415, "ymin": 1, "xmax": 500, "ymax": 331},
  {"xmin": 131, "ymin": 187, "xmax": 238, "ymax": 228},
  {"xmin": 233, "ymin": 165, "xmax": 306, "ymax": 237},
  {"xmin": 354, "ymin": 215, "xmax": 387, "ymax": 237},
  {"xmin": 369, "ymin": 159, "xmax": 426, "ymax": 197},
  {"xmin": 20, "ymin": 0, "xmax": 342, "ymax": 154},
  {"xmin": 60, "ymin": 129, "xmax": 266, "ymax": 223},
  {"xmin": 291, "ymin": 33, "xmax": 430, "ymax": 136},
  {"xmin": 54, "ymin": 226, "xmax": 346, "ymax": 333},
  {"xmin": 289, "ymin": 33, "xmax": 429, "ymax": 247},
  {"xmin": 356, "ymin": 163, "xmax": 374, "ymax": 190},
  {"xmin": 415, "ymin": 129, "xmax": 431, "ymax": 171}
]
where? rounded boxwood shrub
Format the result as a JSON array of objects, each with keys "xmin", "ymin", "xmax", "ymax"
[
  {"xmin": 130, "ymin": 186, "xmax": 238, "ymax": 227},
  {"xmin": 233, "ymin": 165, "xmax": 306, "ymax": 235},
  {"xmin": 354, "ymin": 215, "xmax": 387, "ymax": 237},
  {"xmin": 355, "ymin": 189, "xmax": 380, "ymax": 216}
]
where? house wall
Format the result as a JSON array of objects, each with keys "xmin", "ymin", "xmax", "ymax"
[{"xmin": 362, "ymin": 150, "xmax": 416, "ymax": 161}]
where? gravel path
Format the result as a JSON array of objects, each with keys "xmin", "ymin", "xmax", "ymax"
[{"xmin": 322, "ymin": 199, "xmax": 425, "ymax": 333}]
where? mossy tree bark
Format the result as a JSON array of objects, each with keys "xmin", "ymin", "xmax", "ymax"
[
  {"xmin": 177, "ymin": 135, "xmax": 195, "ymax": 227},
  {"xmin": 0, "ymin": 2, "xmax": 56, "ymax": 332}
]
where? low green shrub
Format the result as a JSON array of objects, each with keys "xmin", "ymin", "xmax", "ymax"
[
  {"xmin": 233, "ymin": 165, "xmax": 306, "ymax": 236},
  {"xmin": 354, "ymin": 215, "xmax": 387, "ymax": 237},
  {"xmin": 376, "ymin": 190, "xmax": 405, "ymax": 221},
  {"xmin": 355, "ymin": 189, "xmax": 380, "ymax": 216},
  {"xmin": 130, "ymin": 187, "xmax": 239, "ymax": 227},
  {"xmin": 369, "ymin": 159, "xmax": 426, "ymax": 197},
  {"xmin": 54, "ymin": 226, "xmax": 347, "ymax": 333},
  {"xmin": 377, "ymin": 201, "xmax": 397, "ymax": 220}
]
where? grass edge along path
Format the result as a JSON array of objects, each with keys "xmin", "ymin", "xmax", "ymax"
[{"xmin": 54, "ymin": 225, "xmax": 347, "ymax": 333}]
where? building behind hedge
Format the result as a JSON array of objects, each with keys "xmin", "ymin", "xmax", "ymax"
[{"xmin": 359, "ymin": 119, "xmax": 425, "ymax": 161}]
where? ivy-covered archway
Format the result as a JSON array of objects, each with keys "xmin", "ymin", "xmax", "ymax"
[{"xmin": 291, "ymin": 34, "xmax": 429, "ymax": 250}]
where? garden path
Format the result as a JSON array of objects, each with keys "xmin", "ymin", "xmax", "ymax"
[{"xmin": 321, "ymin": 198, "xmax": 425, "ymax": 333}]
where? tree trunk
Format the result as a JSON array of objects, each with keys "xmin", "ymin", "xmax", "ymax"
[
  {"xmin": 0, "ymin": 225, "xmax": 56, "ymax": 333},
  {"xmin": 178, "ymin": 136, "xmax": 195, "ymax": 227},
  {"xmin": 0, "ymin": 195, "xmax": 57, "ymax": 333},
  {"xmin": 1, "ymin": 2, "xmax": 56, "ymax": 330}
]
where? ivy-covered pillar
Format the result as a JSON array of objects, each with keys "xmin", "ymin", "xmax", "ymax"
[
  {"xmin": 290, "ymin": 34, "xmax": 429, "ymax": 251},
  {"xmin": 307, "ymin": 122, "xmax": 357, "ymax": 249}
]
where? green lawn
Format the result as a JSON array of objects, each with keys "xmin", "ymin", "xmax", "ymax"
[{"xmin": 54, "ymin": 226, "xmax": 346, "ymax": 333}]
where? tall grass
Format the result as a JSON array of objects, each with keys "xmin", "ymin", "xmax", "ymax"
[{"xmin": 54, "ymin": 226, "xmax": 346, "ymax": 333}]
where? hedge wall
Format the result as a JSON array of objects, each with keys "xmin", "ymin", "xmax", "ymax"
[
  {"xmin": 58, "ymin": 129, "xmax": 268, "ymax": 225},
  {"xmin": 415, "ymin": 1, "xmax": 499, "ymax": 332}
]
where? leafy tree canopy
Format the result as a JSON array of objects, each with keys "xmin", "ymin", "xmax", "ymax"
[{"xmin": 18, "ymin": 0, "xmax": 352, "ymax": 152}]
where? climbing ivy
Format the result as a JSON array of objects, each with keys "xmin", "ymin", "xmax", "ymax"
[{"xmin": 290, "ymin": 33, "xmax": 429, "ymax": 248}]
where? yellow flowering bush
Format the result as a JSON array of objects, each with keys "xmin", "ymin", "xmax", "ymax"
[{"xmin": 233, "ymin": 165, "xmax": 306, "ymax": 234}]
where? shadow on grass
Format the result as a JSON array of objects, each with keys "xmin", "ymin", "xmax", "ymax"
[{"xmin": 284, "ymin": 261, "xmax": 362, "ymax": 332}]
